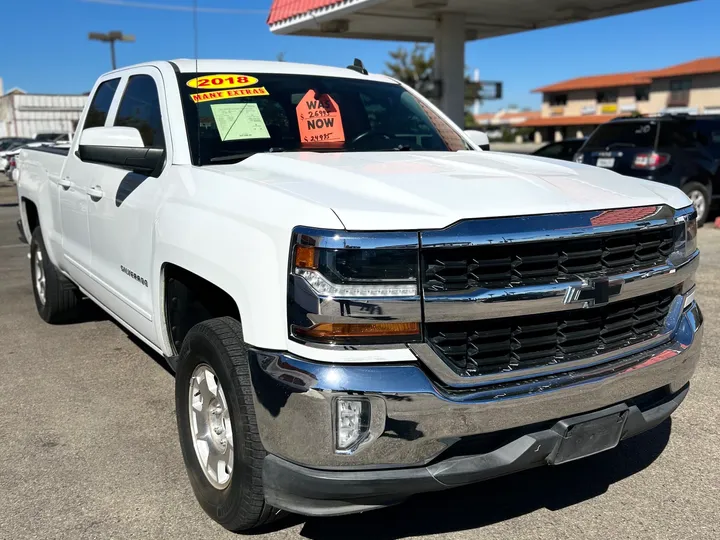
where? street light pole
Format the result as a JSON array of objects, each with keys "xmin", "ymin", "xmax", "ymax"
[
  {"xmin": 110, "ymin": 40, "xmax": 116, "ymax": 71},
  {"xmin": 88, "ymin": 31, "xmax": 136, "ymax": 70}
]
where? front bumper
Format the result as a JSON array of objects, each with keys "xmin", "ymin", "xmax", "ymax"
[
  {"xmin": 251, "ymin": 300, "xmax": 702, "ymax": 468},
  {"xmin": 262, "ymin": 384, "xmax": 689, "ymax": 516}
]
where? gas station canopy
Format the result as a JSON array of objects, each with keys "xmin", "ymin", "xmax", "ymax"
[
  {"xmin": 267, "ymin": 0, "xmax": 694, "ymax": 127},
  {"xmin": 268, "ymin": 0, "xmax": 691, "ymax": 41}
]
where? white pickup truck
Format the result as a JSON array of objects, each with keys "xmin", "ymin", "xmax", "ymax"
[{"xmin": 16, "ymin": 59, "xmax": 703, "ymax": 531}]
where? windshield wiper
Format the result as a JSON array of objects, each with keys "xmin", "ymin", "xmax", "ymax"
[
  {"xmin": 209, "ymin": 148, "xmax": 286, "ymax": 163},
  {"xmin": 393, "ymin": 144, "xmax": 412, "ymax": 151}
]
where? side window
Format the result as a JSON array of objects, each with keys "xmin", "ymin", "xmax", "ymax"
[
  {"xmin": 659, "ymin": 123, "xmax": 696, "ymax": 149},
  {"xmin": 114, "ymin": 75, "xmax": 165, "ymax": 148},
  {"xmin": 535, "ymin": 143, "xmax": 564, "ymax": 158},
  {"xmin": 83, "ymin": 78, "xmax": 120, "ymax": 129}
]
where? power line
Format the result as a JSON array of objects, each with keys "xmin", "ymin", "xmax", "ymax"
[{"xmin": 80, "ymin": 0, "xmax": 267, "ymax": 14}]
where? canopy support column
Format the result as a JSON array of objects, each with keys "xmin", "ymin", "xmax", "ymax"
[{"xmin": 434, "ymin": 12, "xmax": 466, "ymax": 128}]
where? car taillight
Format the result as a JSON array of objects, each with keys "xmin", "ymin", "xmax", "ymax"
[
  {"xmin": 9, "ymin": 157, "xmax": 15, "ymax": 167},
  {"xmin": 632, "ymin": 152, "xmax": 670, "ymax": 170}
]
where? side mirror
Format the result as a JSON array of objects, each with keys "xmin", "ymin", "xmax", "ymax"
[
  {"xmin": 464, "ymin": 130, "xmax": 490, "ymax": 151},
  {"xmin": 78, "ymin": 126, "xmax": 165, "ymax": 177}
]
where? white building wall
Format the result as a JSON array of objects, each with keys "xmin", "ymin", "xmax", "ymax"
[{"xmin": 0, "ymin": 93, "xmax": 87, "ymax": 138}]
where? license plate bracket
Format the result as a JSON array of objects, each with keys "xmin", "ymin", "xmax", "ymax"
[{"xmin": 548, "ymin": 407, "xmax": 628, "ymax": 465}]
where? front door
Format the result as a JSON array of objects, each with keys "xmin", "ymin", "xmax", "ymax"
[
  {"xmin": 59, "ymin": 77, "xmax": 121, "ymax": 288},
  {"xmin": 85, "ymin": 69, "xmax": 170, "ymax": 343}
]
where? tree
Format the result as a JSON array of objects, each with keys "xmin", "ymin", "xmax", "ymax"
[
  {"xmin": 384, "ymin": 44, "xmax": 481, "ymax": 109},
  {"xmin": 384, "ymin": 44, "xmax": 435, "ymax": 97}
]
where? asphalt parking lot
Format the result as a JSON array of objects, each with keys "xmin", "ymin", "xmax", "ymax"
[{"xmin": 0, "ymin": 182, "xmax": 718, "ymax": 540}]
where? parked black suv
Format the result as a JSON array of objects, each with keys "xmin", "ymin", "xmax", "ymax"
[{"xmin": 575, "ymin": 115, "xmax": 720, "ymax": 224}]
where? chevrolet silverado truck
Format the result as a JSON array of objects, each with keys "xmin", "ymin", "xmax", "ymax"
[{"xmin": 16, "ymin": 60, "xmax": 702, "ymax": 532}]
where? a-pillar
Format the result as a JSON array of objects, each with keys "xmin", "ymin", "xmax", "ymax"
[{"xmin": 434, "ymin": 12, "xmax": 465, "ymax": 127}]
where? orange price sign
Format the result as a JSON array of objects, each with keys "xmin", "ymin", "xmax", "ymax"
[{"xmin": 296, "ymin": 90, "xmax": 345, "ymax": 144}]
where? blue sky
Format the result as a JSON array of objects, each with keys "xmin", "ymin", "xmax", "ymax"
[{"xmin": 3, "ymin": 0, "xmax": 719, "ymax": 111}]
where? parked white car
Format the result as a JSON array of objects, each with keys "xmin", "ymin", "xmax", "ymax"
[{"xmin": 16, "ymin": 59, "xmax": 702, "ymax": 531}]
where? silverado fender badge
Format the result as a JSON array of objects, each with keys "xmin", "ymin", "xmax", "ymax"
[{"xmin": 564, "ymin": 277, "xmax": 623, "ymax": 307}]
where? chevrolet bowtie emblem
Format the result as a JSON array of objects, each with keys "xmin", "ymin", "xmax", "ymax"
[{"xmin": 564, "ymin": 277, "xmax": 623, "ymax": 307}]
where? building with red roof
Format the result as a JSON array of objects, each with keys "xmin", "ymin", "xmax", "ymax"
[{"xmin": 519, "ymin": 57, "xmax": 720, "ymax": 143}]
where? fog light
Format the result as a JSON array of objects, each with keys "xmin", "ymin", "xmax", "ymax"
[{"xmin": 336, "ymin": 398, "xmax": 370, "ymax": 452}]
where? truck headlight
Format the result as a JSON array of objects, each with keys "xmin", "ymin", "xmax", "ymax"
[
  {"xmin": 672, "ymin": 208, "xmax": 698, "ymax": 263},
  {"xmin": 293, "ymin": 245, "xmax": 418, "ymax": 297},
  {"xmin": 288, "ymin": 228, "xmax": 421, "ymax": 345}
]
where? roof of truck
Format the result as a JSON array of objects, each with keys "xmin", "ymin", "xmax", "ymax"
[{"xmin": 111, "ymin": 59, "xmax": 395, "ymax": 84}]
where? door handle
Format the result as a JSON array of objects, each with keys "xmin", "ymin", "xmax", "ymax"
[
  {"xmin": 87, "ymin": 185, "xmax": 104, "ymax": 200},
  {"xmin": 58, "ymin": 177, "xmax": 73, "ymax": 190}
]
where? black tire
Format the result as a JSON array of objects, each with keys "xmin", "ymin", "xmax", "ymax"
[
  {"xmin": 682, "ymin": 181, "xmax": 711, "ymax": 226},
  {"xmin": 30, "ymin": 227, "xmax": 81, "ymax": 323},
  {"xmin": 175, "ymin": 317, "xmax": 282, "ymax": 532}
]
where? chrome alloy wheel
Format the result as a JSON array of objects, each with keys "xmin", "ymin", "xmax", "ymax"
[
  {"xmin": 688, "ymin": 189, "xmax": 707, "ymax": 220},
  {"xmin": 189, "ymin": 364, "xmax": 234, "ymax": 489},
  {"xmin": 34, "ymin": 248, "xmax": 46, "ymax": 305}
]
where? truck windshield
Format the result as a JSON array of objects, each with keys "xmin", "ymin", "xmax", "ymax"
[
  {"xmin": 584, "ymin": 121, "xmax": 658, "ymax": 150},
  {"xmin": 176, "ymin": 72, "xmax": 470, "ymax": 165}
]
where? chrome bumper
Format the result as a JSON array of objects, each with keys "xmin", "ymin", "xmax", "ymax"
[{"xmin": 250, "ymin": 301, "xmax": 702, "ymax": 468}]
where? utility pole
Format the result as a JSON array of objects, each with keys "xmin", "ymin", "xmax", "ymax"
[{"xmin": 88, "ymin": 31, "xmax": 136, "ymax": 70}]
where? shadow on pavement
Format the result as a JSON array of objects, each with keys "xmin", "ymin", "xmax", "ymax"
[
  {"xmin": 104, "ymin": 315, "xmax": 176, "ymax": 376},
  {"xmin": 296, "ymin": 420, "xmax": 672, "ymax": 540}
]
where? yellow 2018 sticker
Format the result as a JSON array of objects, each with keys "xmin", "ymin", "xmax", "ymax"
[
  {"xmin": 190, "ymin": 87, "xmax": 270, "ymax": 103},
  {"xmin": 186, "ymin": 74, "xmax": 259, "ymax": 90}
]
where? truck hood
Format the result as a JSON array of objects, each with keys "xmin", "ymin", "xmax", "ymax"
[{"xmin": 208, "ymin": 151, "xmax": 691, "ymax": 230}]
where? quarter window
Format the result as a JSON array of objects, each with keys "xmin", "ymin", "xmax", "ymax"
[
  {"xmin": 83, "ymin": 78, "xmax": 120, "ymax": 129},
  {"xmin": 114, "ymin": 75, "xmax": 165, "ymax": 148}
]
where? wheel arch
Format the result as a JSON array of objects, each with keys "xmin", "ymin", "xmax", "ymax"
[{"xmin": 161, "ymin": 262, "xmax": 242, "ymax": 357}]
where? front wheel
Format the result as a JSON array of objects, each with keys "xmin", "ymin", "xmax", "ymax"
[
  {"xmin": 175, "ymin": 317, "xmax": 282, "ymax": 532},
  {"xmin": 682, "ymin": 181, "xmax": 711, "ymax": 226}
]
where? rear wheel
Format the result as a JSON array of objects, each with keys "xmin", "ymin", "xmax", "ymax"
[
  {"xmin": 682, "ymin": 181, "xmax": 710, "ymax": 226},
  {"xmin": 175, "ymin": 317, "xmax": 282, "ymax": 531},
  {"xmin": 30, "ymin": 227, "xmax": 81, "ymax": 323}
]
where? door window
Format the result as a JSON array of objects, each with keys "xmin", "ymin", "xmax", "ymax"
[
  {"xmin": 114, "ymin": 75, "xmax": 165, "ymax": 148},
  {"xmin": 658, "ymin": 123, "xmax": 696, "ymax": 149},
  {"xmin": 83, "ymin": 78, "xmax": 120, "ymax": 129}
]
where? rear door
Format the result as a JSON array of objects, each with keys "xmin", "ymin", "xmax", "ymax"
[
  {"xmin": 86, "ymin": 68, "xmax": 169, "ymax": 343},
  {"xmin": 579, "ymin": 120, "xmax": 658, "ymax": 176},
  {"xmin": 58, "ymin": 76, "xmax": 120, "ymax": 285}
]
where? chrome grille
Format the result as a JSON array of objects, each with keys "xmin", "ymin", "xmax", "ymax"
[
  {"xmin": 423, "ymin": 227, "xmax": 677, "ymax": 291},
  {"xmin": 425, "ymin": 288, "xmax": 677, "ymax": 377}
]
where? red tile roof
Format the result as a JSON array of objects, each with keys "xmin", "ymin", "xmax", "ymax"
[
  {"xmin": 534, "ymin": 73, "xmax": 653, "ymax": 93},
  {"xmin": 504, "ymin": 110, "xmax": 541, "ymax": 120},
  {"xmin": 654, "ymin": 57, "xmax": 720, "ymax": 78},
  {"xmin": 473, "ymin": 110, "xmax": 541, "ymax": 124},
  {"xmin": 268, "ymin": 0, "xmax": 344, "ymax": 25},
  {"xmin": 517, "ymin": 114, "xmax": 621, "ymax": 127},
  {"xmin": 533, "ymin": 57, "xmax": 720, "ymax": 94},
  {"xmin": 473, "ymin": 113, "xmax": 495, "ymax": 122}
]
